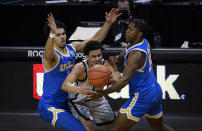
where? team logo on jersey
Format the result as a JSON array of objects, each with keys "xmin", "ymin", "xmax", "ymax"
[{"xmin": 70, "ymin": 50, "xmax": 76, "ymax": 57}]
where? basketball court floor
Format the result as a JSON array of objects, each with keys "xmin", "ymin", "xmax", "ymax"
[{"xmin": 0, "ymin": 112, "xmax": 201, "ymax": 131}]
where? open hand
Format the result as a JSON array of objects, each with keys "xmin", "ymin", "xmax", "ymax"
[
  {"xmin": 105, "ymin": 8, "xmax": 122, "ymax": 24},
  {"xmin": 47, "ymin": 13, "xmax": 57, "ymax": 34}
]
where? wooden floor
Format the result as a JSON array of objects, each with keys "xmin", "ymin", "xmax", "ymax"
[{"xmin": 0, "ymin": 112, "xmax": 201, "ymax": 131}]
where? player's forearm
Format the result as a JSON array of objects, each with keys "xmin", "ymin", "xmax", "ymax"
[
  {"xmin": 103, "ymin": 77, "xmax": 128, "ymax": 95},
  {"xmin": 62, "ymin": 82, "xmax": 80, "ymax": 93},
  {"xmin": 44, "ymin": 36, "xmax": 55, "ymax": 59},
  {"xmin": 117, "ymin": 50, "xmax": 124, "ymax": 65},
  {"xmin": 91, "ymin": 22, "xmax": 113, "ymax": 43}
]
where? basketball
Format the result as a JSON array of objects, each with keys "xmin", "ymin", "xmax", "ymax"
[{"xmin": 88, "ymin": 64, "xmax": 112, "ymax": 88}]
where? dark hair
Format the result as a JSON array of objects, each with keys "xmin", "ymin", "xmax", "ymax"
[
  {"xmin": 130, "ymin": 18, "xmax": 151, "ymax": 39},
  {"xmin": 43, "ymin": 20, "xmax": 66, "ymax": 37},
  {"xmin": 83, "ymin": 41, "xmax": 103, "ymax": 55}
]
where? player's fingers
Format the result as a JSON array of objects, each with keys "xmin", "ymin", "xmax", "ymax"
[
  {"xmin": 110, "ymin": 8, "xmax": 115, "ymax": 13},
  {"xmin": 105, "ymin": 12, "xmax": 109, "ymax": 16},
  {"xmin": 48, "ymin": 13, "xmax": 51, "ymax": 18},
  {"xmin": 50, "ymin": 13, "xmax": 54, "ymax": 18},
  {"xmin": 87, "ymin": 91, "xmax": 96, "ymax": 95},
  {"xmin": 113, "ymin": 8, "xmax": 119, "ymax": 14},
  {"xmin": 116, "ymin": 13, "xmax": 122, "ymax": 18},
  {"xmin": 86, "ymin": 95, "xmax": 94, "ymax": 100}
]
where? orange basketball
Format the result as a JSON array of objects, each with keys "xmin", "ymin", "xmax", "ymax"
[{"xmin": 88, "ymin": 64, "xmax": 112, "ymax": 88}]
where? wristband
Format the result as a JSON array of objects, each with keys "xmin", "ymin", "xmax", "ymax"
[{"xmin": 49, "ymin": 33, "xmax": 55, "ymax": 38}]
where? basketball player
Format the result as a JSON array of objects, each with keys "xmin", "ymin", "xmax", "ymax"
[
  {"xmin": 38, "ymin": 9, "xmax": 121, "ymax": 131},
  {"xmin": 62, "ymin": 41, "xmax": 121, "ymax": 131},
  {"xmin": 89, "ymin": 18, "xmax": 174, "ymax": 131}
]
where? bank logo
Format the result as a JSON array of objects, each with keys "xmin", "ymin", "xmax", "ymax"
[
  {"xmin": 33, "ymin": 64, "xmax": 183, "ymax": 100},
  {"xmin": 157, "ymin": 65, "xmax": 181, "ymax": 100}
]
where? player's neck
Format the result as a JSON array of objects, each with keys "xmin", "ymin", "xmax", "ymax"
[
  {"xmin": 55, "ymin": 46, "xmax": 67, "ymax": 54},
  {"xmin": 128, "ymin": 38, "xmax": 143, "ymax": 48}
]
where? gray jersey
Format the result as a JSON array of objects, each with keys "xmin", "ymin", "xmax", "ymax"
[
  {"xmin": 68, "ymin": 59, "xmax": 114, "ymax": 125},
  {"xmin": 68, "ymin": 59, "xmax": 105, "ymax": 104}
]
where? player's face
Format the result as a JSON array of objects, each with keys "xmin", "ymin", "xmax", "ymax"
[
  {"xmin": 87, "ymin": 49, "xmax": 103, "ymax": 67},
  {"xmin": 54, "ymin": 28, "xmax": 66, "ymax": 48},
  {"xmin": 126, "ymin": 23, "xmax": 141, "ymax": 43}
]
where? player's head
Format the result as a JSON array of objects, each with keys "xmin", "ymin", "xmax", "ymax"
[
  {"xmin": 83, "ymin": 40, "xmax": 103, "ymax": 67},
  {"xmin": 44, "ymin": 20, "xmax": 67, "ymax": 48},
  {"xmin": 126, "ymin": 18, "xmax": 149, "ymax": 43}
]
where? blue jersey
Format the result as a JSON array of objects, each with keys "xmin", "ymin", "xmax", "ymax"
[
  {"xmin": 40, "ymin": 44, "xmax": 76, "ymax": 108},
  {"xmin": 120, "ymin": 39, "xmax": 163, "ymax": 122},
  {"xmin": 38, "ymin": 44, "xmax": 86, "ymax": 131},
  {"xmin": 124, "ymin": 39, "xmax": 157, "ymax": 96}
]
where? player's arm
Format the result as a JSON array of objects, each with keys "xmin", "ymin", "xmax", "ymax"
[
  {"xmin": 108, "ymin": 49, "xmax": 125, "ymax": 71},
  {"xmin": 104, "ymin": 60, "xmax": 121, "ymax": 82},
  {"xmin": 71, "ymin": 8, "xmax": 121, "ymax": 52},
  {"xmin": 62, "ymin": 63, "xmax": 95, "ymax": 95},
  {"xmin": 104, "ymin": 50, "xmax": 146, "ymax": 94},
  {"xmin": 89, "ymin": 50, "xmax": 146, "ymax": 100},
  {"xmin": 43, "ymin": 13, "xmax": 58, "ymax": 67}
]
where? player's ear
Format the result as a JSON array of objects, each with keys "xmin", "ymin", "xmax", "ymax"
[{"xmin": 138, "ymin": 31, "xmax": 143, "ymax": 38}]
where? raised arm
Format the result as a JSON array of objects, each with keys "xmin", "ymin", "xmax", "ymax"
[
  {"xmin": 43, "ymin": 13, "xmax": 58, "ymax": 68},
  {"xmin": 71, "ymin": 8, "xmax": 121, "ymax": 52},
  {"xmin": 62, "ymin": 63, "xmax": 94, "ymax": 95}
]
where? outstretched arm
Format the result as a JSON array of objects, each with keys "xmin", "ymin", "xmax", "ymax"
[
  {"xmin": 89, "ymin": 50, "xmax": 146, "ymax": 100},
  {"xmin": 71, "ymin": 8, "xmax": 121, "ymax": 52},
  {"xmin": 62, "ymin": 63, "xmax": 95, "ymax": 95}
]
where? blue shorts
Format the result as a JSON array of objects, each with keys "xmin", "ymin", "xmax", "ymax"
[
  {"xmin": 38, "ymin": 101, "xmax": 86, "ymax": 131},
  {"xmin": 120, "ymin": 83, "xmax": 163, "ymax": 122}
]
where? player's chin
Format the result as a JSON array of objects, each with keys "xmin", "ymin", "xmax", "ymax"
[
  {"xmin": 126, "ymin": 37, "xmax": 129, "ymax": 43},
  {"xmin": 94, "ymin": 62, "xmax": 102, "ymax": 65},
  {"xmin": 60, "ymin": 43, "xmax": 66, "ymax": 48}
]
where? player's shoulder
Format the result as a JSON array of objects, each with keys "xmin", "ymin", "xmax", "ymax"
[{"xmin": 69, "ymin": 41, "xmax": 82, "ymax": 50}]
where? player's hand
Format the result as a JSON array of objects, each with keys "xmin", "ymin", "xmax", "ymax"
[
  {"xmin": 78, "ymin": 81, "xmax": 96, "ymax": 95},
  {"xmin": 112, "ymin": 71, "xmax": 121, "ymax": 82},
  {"xmin": 78, "ymin": 86, "xmax": 95, "ymax": 95},
  {"xmin": 87, "ymin": 90, "xmax": 104, "ymax": 102},
  {"xmin": 108, "ymin": 56, "xmax": 118, "ymax": 71},
  {"xmin": 47, "ymin": 13, "xmax": 57, "ymax": 34},
  {"xmin": 105, "ymin": 8, "xmax": 121, "ymax": 24}
]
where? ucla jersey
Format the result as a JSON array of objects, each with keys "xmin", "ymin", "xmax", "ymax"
[
  {"xmin": 124, "ymin": 39, "xmax": 157, "ymax": 95},
  {"xmin": 120, "ymin": 39, "xmax": 163, "ymax": 122},
  {"xmin": 40, "ymin": 44, "xmax": 76, "ymax": 108},
  {"xmin": 38, "ymin": 44, "xmax": 86, "ymax": 131}
]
